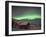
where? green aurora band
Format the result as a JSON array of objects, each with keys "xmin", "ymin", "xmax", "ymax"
[
  {"xmin": 13, "ymin": 10, "xmax": 41, "ymax": 20},
  {"xmin": 13, "ymin": 15, "xmax": 41, "ymax": 20}
]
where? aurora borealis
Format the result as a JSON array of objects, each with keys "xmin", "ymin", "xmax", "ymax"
[
  {"xmin": 12, "ymin": 6, "xmax": 41, "ymax": 20},
  {"xmin": 13, "ymin": 15, "xmax": 40, "ymax": 20},
  {"xmin": 12, "ymin": 6, "xmax": 41, "ymax": 31}
]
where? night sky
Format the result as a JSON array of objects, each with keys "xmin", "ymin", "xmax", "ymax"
[{"xmin": 12, "ymin": 6, "xmax": 41, "ymax": 20}]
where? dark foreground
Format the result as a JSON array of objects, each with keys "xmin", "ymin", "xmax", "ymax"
[{"xmin": 12, "ymin": 19, "xmax": 41, "ymax": 31}]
